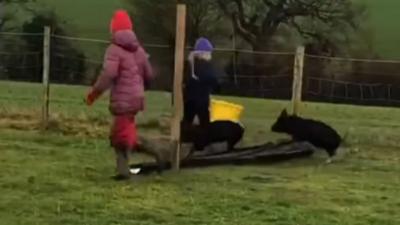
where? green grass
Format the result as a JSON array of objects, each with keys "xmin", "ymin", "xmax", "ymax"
[{"xmin": 0, "ymin": 80, "xmax": 399, "ymax": 224}]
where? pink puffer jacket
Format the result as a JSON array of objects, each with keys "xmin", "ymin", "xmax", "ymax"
[{"xmin": 93, "ymin": 30, "xmax": 153, "ymax": 115}]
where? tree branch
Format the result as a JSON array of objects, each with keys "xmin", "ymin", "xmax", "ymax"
[
  {"xmin": 217, "ymin": 0, "xmax": 257, "ymax": 45},
  {"xmin": 217, "ymin": 0, "xmax": 361, "ymax": 51},
  {"xmin": 262, "ymin": 0, "xmax": 276, "ymax": 8},
  {"xmin": 289, "ymin": 18, "xmax": 319, "ymax": 39},
  {"xmin": 262, "ymin": 0, "xmax": 287, "ymax": 34}
]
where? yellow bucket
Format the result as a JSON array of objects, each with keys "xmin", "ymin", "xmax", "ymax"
[{"xmin": 210, "ymin": 99, "xmax": 244, "ymax": 122}]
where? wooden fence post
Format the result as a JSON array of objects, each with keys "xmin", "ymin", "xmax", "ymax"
[
  {"xmin": 291, "ymin": 46, "xmax": 305, "ymax": 115},
  {"xmin": 170, "ymin": 4, "xmax": 186, "ymax": 170},
  {"xmin": 42, "ymin": 26, "xmax": 51, "ymax": 129}
]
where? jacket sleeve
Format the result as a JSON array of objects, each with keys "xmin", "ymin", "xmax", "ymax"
[
  {"xmin": 136, "ymin": 47, "xmax": 154, "ymax": 87},
  {"xmin": 195, "ymin": 61, "xmax": 219, "ymax": 91},
  {"xmin": 208, "ymin": 72, "xmax": 220, "ymax": 93},
  {"xmin": 183, "ymin": 60, "xmax": 191, "ymax": 86},
  {"xmin": 93, "ymin": 46, "xmax": 120, "ymax": 94}
]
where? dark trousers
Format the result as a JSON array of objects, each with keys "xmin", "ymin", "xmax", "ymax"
[{"xmin": 183, "ymin": 99, "xmax": 210, "ymax": 127}]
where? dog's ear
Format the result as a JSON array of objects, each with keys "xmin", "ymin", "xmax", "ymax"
[{"xmin": 280, "ymin": 109, "xmax": 288, "ymax": 117}]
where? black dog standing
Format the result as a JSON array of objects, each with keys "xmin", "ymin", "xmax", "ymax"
[
  {"xmin": 181, "ymin": 121, "xmax": 244, "ymax": 153},
  {"xmin": 271, "ymin": 109, "xmax": 342, "ymax": 163}
]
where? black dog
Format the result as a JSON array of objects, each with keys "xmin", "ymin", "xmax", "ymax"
[
  {"xmin": 181, "ymin": 120, "xmax": 244, "ymax": 152},
  {"xmin": 271, "ymin": 109, "xmax": 341, "ymax": 161}
]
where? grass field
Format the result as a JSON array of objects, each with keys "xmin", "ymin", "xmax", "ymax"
[
  {"xmin": 27, "ymin": 0, "xmax": 400, "ymax": 59},
  {"xmin": 0, "ymin": 81, "xmax": 399, "ymax": 225}
]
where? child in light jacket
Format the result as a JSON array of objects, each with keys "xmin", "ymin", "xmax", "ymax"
[{"xmin": 86, "ymin": 10, "xmax": 161, "ymax": 180}]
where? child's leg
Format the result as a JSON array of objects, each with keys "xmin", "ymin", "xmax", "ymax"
[
  {"xmin": 196, "ymin": 101, "xmax": 210, "ymax": 127},
  {"xmin": 183, "ymin": 100, "xmax": 196, "ymax": 124},
  {"xmin": 111, "ymin": 115, "xmax": 136, "ymax": 179},
  {"xmin": 114, "ymin": 147, "xmax": 130, "ymax": 179}
]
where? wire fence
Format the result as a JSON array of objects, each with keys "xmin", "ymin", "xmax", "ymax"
[
  {"xmin": 303, "ymin": 54, "xmax": 400, "ymax": 106},
  {"xmin": 2, "ymin": 29, "xmax": 400, "ymax": 123},
  {"xmin": 0, "ymin": 32, "xmax": 44, "ymax": 120}
]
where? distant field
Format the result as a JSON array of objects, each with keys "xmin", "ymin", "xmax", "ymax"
[
  {"xmin": 30, "ymin": 0, "xmax": 400, "ymax": 59},
  {"xmin": 37, "ymin": 0, "xmax": 125, "ymax": 39},
  {"xmin": 355, "ymin": 0, "xmax": 400, "ymax": 59}
]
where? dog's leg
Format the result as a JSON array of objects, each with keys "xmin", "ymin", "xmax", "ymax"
[
  {"xmin": 136, "ymin": 138, "xmax": 166, "ymax": 174},
  {"xmin": 325, "ymin": 158, "xmax": 333, "ymax": 164},
  {"xmin": 180, "ymin": 143, "xmax": 194, "ymax": 160},
  {"xmin": 325, "ymin": 147, "xmax": 343, "ymax": 164}
]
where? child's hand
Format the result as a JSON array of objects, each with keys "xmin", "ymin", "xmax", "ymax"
[
  {"xmin": 85, "ymin": 89, "xmax": 100, "ymax": 106},
  {"xmin": 192, "ymin": 74, "xmax": 199, "ymax": 80}
]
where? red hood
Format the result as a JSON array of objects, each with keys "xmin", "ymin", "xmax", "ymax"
[{"xmin": 112, "ymin": 30, "xmax": 139, "ymax": 52}]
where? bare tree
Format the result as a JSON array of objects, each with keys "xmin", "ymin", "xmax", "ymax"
[
  {"xmin": 128, "ymin": 0, "xmax": 222, "ymax": 46},
  {"xmin": 185, "ymin": 0, "xmax": 222, "ymax": 45},
  {"xmin": 217, "ymin": 0, "xmax": 365, "ymax": 51}
]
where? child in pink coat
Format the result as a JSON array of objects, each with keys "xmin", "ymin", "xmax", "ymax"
[{"xmin": 86, "ymin": 10, "xmax": 160, "ymax": 180}]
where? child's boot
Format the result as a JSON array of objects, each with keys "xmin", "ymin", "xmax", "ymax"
[{"xmin": 113, "ymin": 148, "xmax": 130, "ymax": 180}]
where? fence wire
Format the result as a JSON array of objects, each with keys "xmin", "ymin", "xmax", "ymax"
[
  {"xmin": 0, "ymin": 32, "xmax": 44, "ymax": 119},
  {"xmin": 303, "ymin": 54, "xmax": 400, "ymax": 106},
  {"xmin": 2, "ymin": 31, "xmax": 400, "ymax": 122}
]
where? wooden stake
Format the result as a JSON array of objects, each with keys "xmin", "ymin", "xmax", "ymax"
[
  {"xmin": 291, "ymin": 46, "xmax": 305, "ymax": 115},
  {"xmin": 170, "ymin": 4, "xmax": 186, "ymax": 170},
  {"xmin": 42, "ymin": 26, "xmax": 51, "ymax": 129}
]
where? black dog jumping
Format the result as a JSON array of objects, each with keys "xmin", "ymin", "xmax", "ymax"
[{"xmin": 271, "ymin": 109, "xmax": 342, "ymax": 162}]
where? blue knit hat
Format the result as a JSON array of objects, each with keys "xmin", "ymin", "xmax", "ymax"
[{"xmin": 194, "ymin": 37, "xmax": 213, "ymax": 52}]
